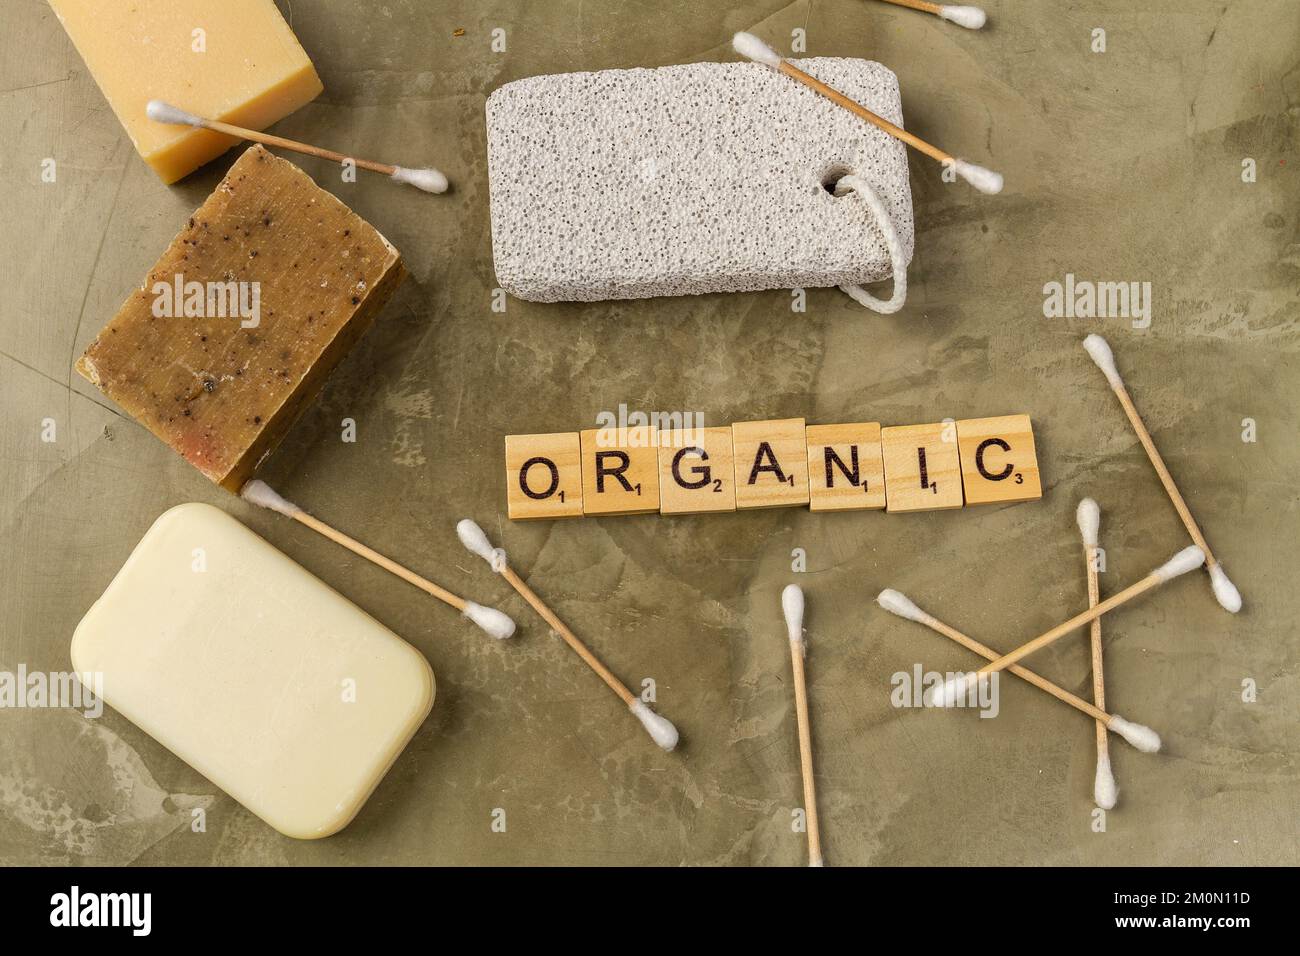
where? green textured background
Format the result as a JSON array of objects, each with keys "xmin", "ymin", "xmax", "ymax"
[{"xmin": 1, "ymin": 0, "xmax": 1296, "ymax": 865}]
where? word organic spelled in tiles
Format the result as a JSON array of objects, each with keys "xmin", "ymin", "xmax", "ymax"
[{"xmin": 504, "ymin": 415, "xmax": 1042, "ymax": 520}]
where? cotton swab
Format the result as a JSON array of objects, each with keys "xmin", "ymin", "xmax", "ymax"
[
  {"xmin": 1083, "ymin": 334, "xmax": 1242, "ymax": 614},
  {"xmin": 456, "ymin": 519, "xmax": 679, "ymax": 752},
  {"xmin": 877, "ymin": 589, "xmax": 1161, "ymax": 754},
  {"xmin": 731, "ymin": 32, "xmax": 1003, "ymax": 194},
  {"xmin": 872, "ymin": 0, "xmax": 987, "ymax": 30},
  {"xmin": 239, "ymin": 480, "xmax": 514, "ymax": 639},
  {"xmin": 145, "ymin": 100, "xmax": 449, "ymax": 193},
  {"xmin": 925, "ymin": 545, "xmax": 1205, "ymax": 707},
  {"xmin": 1077, "ymin": 498, "xmax": 1118, "ymax": 807},
  {"xmin": 782, "ymin": 585, "xmax": 823, "ymax": 867}
]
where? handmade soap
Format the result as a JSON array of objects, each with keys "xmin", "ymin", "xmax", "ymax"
[
  {"xmin": 76, "ymin": 145, "xmax": 405, "ymax": 492},
  {"xmin": 49, "ymin": 0, "xmax": 323, "ymax": 183},
  {"xmin": 70, "ymin": 503, "xmax": 434, "ymax": 840}
]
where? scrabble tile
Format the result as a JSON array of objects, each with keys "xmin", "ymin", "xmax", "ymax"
[
  {"xmin": 955, "ymin": 415, "xmax": 1043, "ymax": 505},
  {"xmin": 657, "ymin": 427, "xmax": 737, "ymax": 515},
  {"xmin": 880, "ymin": 422, "xmax": 964, "ymax": 513},
  {"xmin": 505, "ymin": 432, "xmax": 583, "ymax": 520},
  {"xmin": 806, "ymin": 423, "xmax": 886, "ymax": 512},
  {"xmin": 732, "ymin": 418, "xmax": 810, "ymax": 510},
  {"xmin": 579, "ymin": 426, "xmax": 660, "ymax": 516}
]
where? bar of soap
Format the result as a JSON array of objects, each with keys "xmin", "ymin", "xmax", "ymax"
[
  {"xmin": 77, "ymin": 145, "xmax": 405, "ymax": 491},
  {"xmin": 71, "ymin": 503, "xmax": 434, "ymax": 840},
  {"xmin": 48, "ymin": 0, "xmax": 323, "ymax": 183}
]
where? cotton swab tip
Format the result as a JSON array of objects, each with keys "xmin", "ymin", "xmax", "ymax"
[
  {"xmin": 926, "ymin": 672, "xmax": 971, "ymax": 708},
  {"xmin": 1209, "ymin": 563, "xmax": 1243, "ymax": 613},
  {"xmin": 146, "ymin": 99, "xmax": 204, "ymax": 127},
  {"xmin": 939, "ymin": 5, "xmax": 987, "ymax": 29},
  {"xmin": 456, "ymin": 518, "xmax": 501, "ymax": 564},
  {"xmin": 877, "ymin": 589, "xmax": 930, "ymax": 624},
  {"xmin": 1093, "ymin": 753, "xmax": 1118, "ymax": 809},
  {"xmin": 1082, "ymin": 333, "xmax": 1123, "ymax": 388},
  {"xmin": 462, "ymin": 601, "xmax": 516, "ymax": 640},
  {"xmin": 1076, "ymin": 498, "xmax": 1100, "ymax": 549},
  {"xmin": 953, "ymin": 160, "xmax": 1003, "ymax": 195},
  {"xmin": 239, "ymin": 479, "xmax": 302, "ymax": 518},
  {"xmin": 629, "ymin": 699, "xmax": 679, "ymax": 752},
  {"xmin": 390, "ymin": 166, "xmax": 448, "ymax": 194},
  {"xmin": 1153, "ymin": 545, "xmax": 1206, "ymax": 582},
  {"xmin": 1108, "ymin": 714, "xmax": 1162, "ymax": 753},
  {"xmin": 732, "ymin": 32, "xmax": 783, "ymax": 69},
  {"xmin": 781, "ymin": 584, "xmax": 805, "ymax": 645}
]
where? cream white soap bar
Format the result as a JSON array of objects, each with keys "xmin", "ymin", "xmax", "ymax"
[{"xmin": 71, "ymin": 503, "xmax": 434, "ymax": 840}]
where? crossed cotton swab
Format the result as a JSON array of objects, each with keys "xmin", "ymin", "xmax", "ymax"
[
  {"xmin": 731, "ymin": 32, "xmax": 1003, "ymax": 194},
  {"xmin": 877, "ymin": 589, "xmax": 1162, "ymax": 754},
  {"xmin": 782, "ymin": 585, "xmax": 823, "ymax": 866},
  {"xmin": 146, "ymin": 100, "xmax": 448, "ymax": 193},
  {"xmin": 239, "ymin": 481, "xmax": 514, "ymax": 639},
  {"xmin": 1083, "ymin": 334, "xmax": 1242, "ymax": 613},
  {"xmin": 873, "ymin": 0, "xmax": 987, "ymax": 29},
  {"xmin": 456, "ymin": 519, "xmax": 679, "ymax": 752},
  {"xmin": 925, "ymin": 545, "xmax": 1206, "ymax": 708},
  {"xmin": 1078, "ymin": 498, "xmax": 1118, "ymax": 807}
]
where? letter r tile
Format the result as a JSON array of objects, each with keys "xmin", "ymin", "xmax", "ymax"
[{"xmin": 579, "ymin": 426, "xmax": 660, "ymax": 516}]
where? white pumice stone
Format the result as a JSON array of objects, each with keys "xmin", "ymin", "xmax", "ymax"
[{"xmin": 485, "ymin": 58, "xmax": 914, "ymax": 303}]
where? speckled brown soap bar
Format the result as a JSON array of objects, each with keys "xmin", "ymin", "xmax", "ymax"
[{"xmin": 76, "ymin": 145, "xmax": 405, "ymax": 491}]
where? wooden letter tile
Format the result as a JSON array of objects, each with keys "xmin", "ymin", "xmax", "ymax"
[
  {"xmin": 657, "ymin": 426, "xmax": 736, "ymax": 515},
  {"xmin": 955, "ymin": 415, "xmax": 1043, "ymax": 505},
  {"xmin": 731, "ymin": 418, "xmax": 810, "ymax": 510},
  {"xmin": 505, "ymin": 432, "xmax": 583, "ymax": 520},
  {"xmin": 579, "ymin": 426, "xmax": 660, "ymax": 516},
  {"xmin": 806, "ymin": 423, "xmax": 886, "ymax": 512},
  {"xmin": 881, "ymin": 422, "xmax": 964, "ymax": 513}
]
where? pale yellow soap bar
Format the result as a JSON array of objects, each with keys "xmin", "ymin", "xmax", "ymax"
[
  {"xmin": 49, "ymin": 0, "xmax": 323, "ymax": 183},
  {"xmin": 71, "ymin": 503, "xmax": 434, "ymax": 839}
]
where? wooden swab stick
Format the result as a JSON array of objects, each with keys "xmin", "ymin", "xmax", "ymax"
[
  {"xmin": 240, "ymin": 481, "xmax": 515, "ymax": 639},
  {"xmin": 146, "ymin": 100, "xmax": 448, "ymax": 193},
  {"xmin": 872, "ymin": 0, "xmax": 988, "ymax": 29},
  {"xmin": 456, "ymin": 519, "xmax": 680, "ymax": 752},
  {"xmin": 782, "ymin": 586, "xmax": 823, "ymax": 866},
  {"xmin": 925, "ymin": 545, "xmax": 1206, "ymax": 707},
  {"xmin": 878, "ymin": 588, "xmax": 1162, "ymax": 754},
  {"xmin": 1077, "ymin": 499, "xmax": 1118, "ymax": 804},
  {"xmin": 731, "ymin": 32, "xmax": 1003, "ymax": 194},
  {"xmin": 1083, "ymin": 334, "xmax": 1243, "ymax": 613}
]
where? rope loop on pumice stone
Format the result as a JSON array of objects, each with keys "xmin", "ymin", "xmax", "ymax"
[{"xmin": 834, "ymin": 173, "xmax": 907, "ymax": 315}]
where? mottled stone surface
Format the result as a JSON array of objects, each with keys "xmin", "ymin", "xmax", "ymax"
[{"xmin": 1, "ymin": 0, "xmax": 1296, "ymax": 866}]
